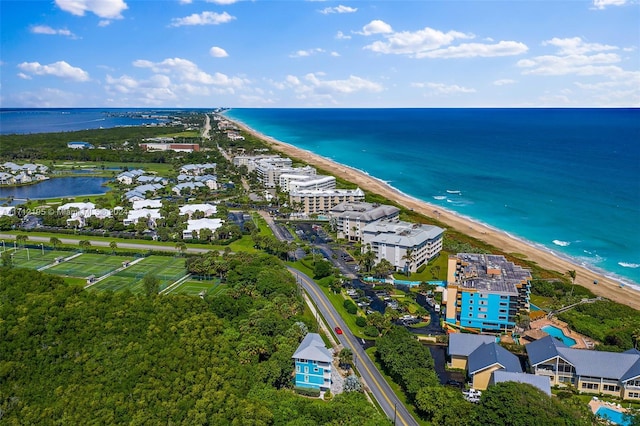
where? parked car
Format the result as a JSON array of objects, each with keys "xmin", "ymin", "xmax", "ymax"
[{"xmin": 334, "ymin": 326, "xmax": 343, "ymax": 335}]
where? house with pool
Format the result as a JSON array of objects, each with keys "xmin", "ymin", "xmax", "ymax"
[
  {"xmin": 526, "ymin": 335, "xmax": 640, "ymax": 400},
  {"xmin": 444, "ymin": 253, "xmax": 531, "ymax": 332},
  {"xmin": 292, "ymin": 333, "xmax": 333, "ymax": 391}
]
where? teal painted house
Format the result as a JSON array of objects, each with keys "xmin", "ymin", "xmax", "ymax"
[{"xmin": 292, "ymin": 333, "xmax": 333, "ymax": 390}]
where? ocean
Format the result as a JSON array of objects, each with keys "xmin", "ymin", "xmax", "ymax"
[
  {"xmin": 223, "ymin": 108, "xmax": 640, "ymax": 286},
  {"xmin": 1, "ymin": 107, "xmax": 638, "ymax": 286}
]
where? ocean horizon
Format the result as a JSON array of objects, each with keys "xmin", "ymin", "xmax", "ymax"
[
  {"xmin": 223, "ymin": 108, "xmax": 640, "ymax": 287},
  {"xmin": 1, "ymin": 107, "xmax": 638, "ymax": 286}
]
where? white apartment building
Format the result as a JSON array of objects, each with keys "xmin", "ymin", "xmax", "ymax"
[
  {"xmin": 361, "ymin": 218, "xmax": 445, "ymax": 273},
  {"xmin": 283, "ymin": 175, "xmax": 335, "ymax": 193},
  {"xmin": 290, "ymin": 188, "xmax": 365, "ymax": 215},
  {"xmin": 329, "ymin": 201, "xmax": 400, "ymax": 241}
]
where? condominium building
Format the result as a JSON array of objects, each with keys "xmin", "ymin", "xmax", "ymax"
[
  {"xmin": 445, "ymin": 254, "xmax": 531, "ymax": 332},
  {"xmin": 289, "ymin": 188, "xmax": 365, "ymax": 215},
  {"xmin": 329, "ymin": 201, "xmax": 400, "ymax": 241},
  {"xmin": 292, "ymin": 333, "xmax": 333, "ymax": 391},
  {"xmin": 527, "ymin": 335, "xmax": 640, "ymax": 400},
  {"xmin": 361, "ymin": 219, "xmax": 444, "ymax": 272},
  {"xmin": 287, "ymin": 175, "xmax": 336, "ymax": 193}
]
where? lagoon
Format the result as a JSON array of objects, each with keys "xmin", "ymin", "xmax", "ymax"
[{"xmin": 0, "ymin": 177, "xmax": 111, "ymax": 203}]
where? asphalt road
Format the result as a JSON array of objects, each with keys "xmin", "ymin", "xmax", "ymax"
[
  {"xmin": 0, "ymin": 233, "xmax": 210, "ymax": 254},
  {"xmin": 289, "ymin": 266, "xmax": 419, "ymax": 426}
]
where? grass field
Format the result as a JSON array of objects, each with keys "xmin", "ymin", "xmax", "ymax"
[
  {"xmin": 166, "ymin": 279, "xmax": 224, "ymax": 296},
  {"xmin": 47, "ymin": 253, "xmax": 134, "ymax": 278},
  {"xmin": 6, "ymin": 248, "xmax": 75, "ymax": 270},
  {"xmin": 91, "ymin": 256, "xmax": 187, "ymax": 294}
]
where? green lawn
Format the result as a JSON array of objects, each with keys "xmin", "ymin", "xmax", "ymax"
[
  {"xmin": 47, "ymin": 253, "xmax": 134, "ymax": 278},
  {"xmin": 392, "ymin": 252, "xmax": 449, "ymax": 282},
  {"xmin": 91, "ymin": 256, "xmax": 187, "ymax": 293},
  {"xmin": 6, "ymin": 248, "xmax": 73, "ymax": 270}
]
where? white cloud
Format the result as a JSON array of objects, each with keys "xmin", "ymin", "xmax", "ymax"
[
  {"xmin": 290, "ymin": 48, "xmax": 325, "ymax": 58},
  {"xmin": 30, "ymin": 25, "xmax": 76, "ymax": 38},
  {"xmin": 320, "ymin": 5, "xmax": 357, "ymax": 14},
  {"xmin": 418, "ymin": 41, "xmax": 528, "ymax": 58},
  {"xmin": 17, "ymin": 72, "xmax": 32, "ymax": 80},
  {"xmin": 543, "ymin": 37, "xmax": 618, "ymax": 55},
  {"xmin": 286, "ymin": 73, "xmax": 383, "ymax": 95},
  {"xmin": 330, "ymin": 51, "xmax": 340, "ymax": 57},
  {"xmin": 105, "ymin": 74, "xmax": 177, "ymax": 105},
  {"xmin": 209, "ymin": 46, "xmax": 229, "ymax": 57},
  {"xmin": 98, "ymin": 20, "xmax": 111, "ymax": 27},
  {"xmin": 517, "ymin": 38, "xmax": 624, "ymax": 76},
  {"xmin": 17, "ymin": 61, "xmax": 90, "ymax": 81},
  {"xmin": 2, "ymin": 88, "xmax": 86, "ymax": 108},
  {"xmin": 55, "ymin": 0, "xmax": 128, "ymax": 19},
  {"xmin": 206, "ymin": 0, "xmax": 239, "ymax": 4},
  {"xmin": 414, "ymin": 82, "xmax": 476, "ymax": 95},
  {"xmin": 493, "ymin": 79, "xmax": 516, "ymax": 86},
  {"xmin": 359, "ymin": 20, "xmax": 393, "ymax": 36},
  {"xmin": 179, "ymin": 0, "xmax": 192, "ymax": 4},
  {"xmin": 170, "ymin": 11, "xmax": 235, "ymax": 27},
  {"xmin": 592, "ymin": 0, "xmax": 628, "ymax": 9},
  {"xmin": 335, "ymin": 31, "xmax": 351, "ymax": 40},
  {"xmin": 133, "ymin": 57, "xmax": 247, "ymax": 88},
  {"xmin": 364, "ymin": 26, "xmax": 472, "ymax": 56}
]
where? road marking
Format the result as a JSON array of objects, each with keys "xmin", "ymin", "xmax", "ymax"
[{"xmin": 298, "ymin": 272, "xmax": 411, "ymax": 426}]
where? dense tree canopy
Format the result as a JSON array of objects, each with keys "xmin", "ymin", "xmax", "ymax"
[{"xmin": 0, "ymin": 260, "xmax": 387, "ymax": 425}]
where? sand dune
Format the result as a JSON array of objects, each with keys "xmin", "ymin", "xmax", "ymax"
[{"xmin": 231, "ymin": 119, "xmax": 640, "ymax": 311}]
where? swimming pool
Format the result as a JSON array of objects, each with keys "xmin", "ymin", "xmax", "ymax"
[
  {"xmin": 541, "ymin": 325, "xmax": 577, "ymax": 346},
  {"xmin": 596, "ymin": 406, "xmax": 633, "ymax": 425}
]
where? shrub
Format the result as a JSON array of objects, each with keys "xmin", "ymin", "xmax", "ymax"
[
  {"xmin": 364, "ymin": 325, "xmax": 379, "ymax": 337},
  {"xmin": 417, "ymin": 264, "xmax": 427, "ymax": 273},
  {"xmin": 355, "ymin": 316, "xmax": 367, "ymax": 327},
  {"xmin": 294, "ymin": 387, "xmax": 321, "ymax": 397},
  {"xmin": 343, "ymin": 300, "xmax": 358, "ymax": 315}
]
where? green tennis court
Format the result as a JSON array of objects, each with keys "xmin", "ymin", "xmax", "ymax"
[
  {"xmin": 91, "ymin": 256, "xmax": 187, "ymax": 294},
  {"xmin": 47, "ymin": 253, "xmax": 133, "ymax": 278},
  {"xmin": 7, "ymin": 248, "xmax": 74, "ymax": 270},
  {"xmin": 165, "ymin": 279, "xmax": 223, "ymax": 296}
]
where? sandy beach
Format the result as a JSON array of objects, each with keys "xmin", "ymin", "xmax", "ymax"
[{"xmin": 229, "ymin": 118, "xmax": 640, "ymax": 311}]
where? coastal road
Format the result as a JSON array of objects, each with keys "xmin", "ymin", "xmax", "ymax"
[
  {"xmin": 0, "ymin": 233, "xmax": 210, "ymax": 254},
  {"xmin": 288, "ymin": 266, "xmax": 419, "ymax": 426}
]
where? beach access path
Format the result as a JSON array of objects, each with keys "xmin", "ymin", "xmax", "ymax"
[{"xmin": 231, "ymin": 120, "xmax": 640, "ymax": 311}]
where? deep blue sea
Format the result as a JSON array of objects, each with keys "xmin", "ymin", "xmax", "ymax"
[
  {"xmin": 223, "ymin": 108, "xmax": 640, "ymax": 286},
  {"xmin": 0, "ymin": 108, "xmax": 172, "ymax": 134}
]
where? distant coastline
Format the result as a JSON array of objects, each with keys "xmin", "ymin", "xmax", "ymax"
[{"xmin": 222, "ymin": 111, "xmax": 640, "ymax": 310}]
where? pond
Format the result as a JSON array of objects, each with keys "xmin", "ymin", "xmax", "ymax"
[{"xmin": 0, "ymin": 177, "xmax": 112, "ymax": 204}]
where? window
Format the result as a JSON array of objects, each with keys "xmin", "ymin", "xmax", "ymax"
[
  {"xmin": 478, "ymin": 314, "xmax": 487, "ymax": 319},
  {"xmin": 581, "ymin": 383, "xmax": 599, "ymax": 390},
  {"xmin": 499, "ymin": 309, "xmax": 507, "ymax": 313},
  {"xmin": 469, "ymin": 300, "xmax": 474, "ymax": 304},
  {"xmin": 499, "ymin": 316, "xmax": 506, "ymax": 320},
  {"xmin": 500, "ymin": 295, "xmax": 508, "ymax": 300},
  {"xmin": 468, "ymin": 314, "xmax": 473, "ymax": 317},
  {"xmin": 304, "ymin": 375, "xmax": 309, "ymax": 382},
  {"xmin": 296, "ymin": 366, "xmax": 301, "ymax": 372},
  {"xmin": 603, "ymin": 384, "xmax": 620, "ymax": 392},
  {"xmin": 304, "ymin": 366, "xmax": 309, "ymax": 373},
  {"xmin": 314, "ymin": 367, "xmax": 319, "ymax": 372},
  {"xmin": 628, "ymin": 392, "xmax": 640, "ymax": 398}
]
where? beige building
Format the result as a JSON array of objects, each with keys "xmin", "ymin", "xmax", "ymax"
[
  {"xmin": 329, "ymin": 201, "xmax": 400, "ymax": 242},
  {"xmin": 289, "ymin": 188, "xmax": 365, "ymax": 215}
]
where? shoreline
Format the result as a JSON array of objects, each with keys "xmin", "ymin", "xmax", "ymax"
[{"xmin": 225, "ymin": 114, "xmax": 640, "ymax": 311}]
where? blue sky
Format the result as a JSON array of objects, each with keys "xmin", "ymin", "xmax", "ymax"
[{"xmin": 1, "ymin": 0, "xmax": 638, "ymax": 107}]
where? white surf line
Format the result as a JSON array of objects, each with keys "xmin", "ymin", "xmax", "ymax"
[
  {"xmin": 160, "ymin": 274, "xmax": 192, "ymax": 295},
  {"xmin": 84, "ymin": 257, "xmax": 147, "ymax": 289},
  {"xmin": 38, "ymin": 252, "xmax": 84, "ymax": 271}
]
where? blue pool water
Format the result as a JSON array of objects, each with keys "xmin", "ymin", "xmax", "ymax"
[
  {"xmin": 542, "ymin": 325, "xmax": 577, "ymax": 346},
  {"xmin": 596, "ymin": 406, "xmax": 633, "ymax": 426}
]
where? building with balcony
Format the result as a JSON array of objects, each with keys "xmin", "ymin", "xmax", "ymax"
[
  {"xmin": 361, "ymin": 218, "xmax": 444, "ymax": 273},
  {"xmin": 445, "ymin": 254, "xmax": 531, "ymax": 332},
  {"xmin": 292, "ymin": 333, "xmax": 333, "ymax": 391},
  {"xmin": 329, "ymin": 201, "xmax": 400, "ymax": 242},
  {"xmin": 526, "ymin": 335, "xmax": 640, "ymax": 400},
  {"xmin": 290, "ymin": 188, "xmax": 365, "ymax": 215}
]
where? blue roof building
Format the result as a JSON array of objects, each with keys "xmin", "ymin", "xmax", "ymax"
[
  {"xmin": 527, "ymin": 335, "xmax": 640, "ymax": 400},
  {"xmin": 292, "ymin": 333, "xmax": 333, "ymax": 391}
]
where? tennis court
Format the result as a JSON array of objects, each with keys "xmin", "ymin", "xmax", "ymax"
[
  {"xmin": 47, "ymin": 253, "xmax": 133, "ymax": 278},
  {"xmin": 8, "ymin": 248, "xmax": 78, "ymax": 270},
  {"xmin": 166, "ymin": 279, "xmax": 224, "ymax": 296},
  {"xmin": 91, "ymin": 256, "xmax": 187, "ymax": 294}
]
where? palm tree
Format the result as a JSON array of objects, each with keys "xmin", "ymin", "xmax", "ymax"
[
  {"xmin": 50, "ymin": 237, "xmax": 61, "ymax": 249},
  {"xmin": 16, "ymin": 234, "xmax": 28, "ymax": 248},
  {"xmin": 402, "ymin": 248, "xmax": 416, "ymax": 277},
  {"xmin": 79, "ymin": 240, "xmax": 91, "ymax": 252},
  {"xmin": 567, "ymin": 270, "xmax": 577, "ymax": 296},
  {"xmin": 175, "ymin": 242, "xmax": 187, "ymax": 256},
  {"xmin": 109, "ymin": 241, "xmax": 118, "ymax": 253}
]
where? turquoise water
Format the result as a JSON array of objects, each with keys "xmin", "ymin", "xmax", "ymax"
[
  {"xmin": 224, "ymin": 108, "xmax": 640, "ymax": 286},
  {"xmin": 596, "ymin": 406, "xmax": 633, "ymax": 426},
  {"xmin": 542, "ymin": 325, "xmax": 577, "ymax": 346}
]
